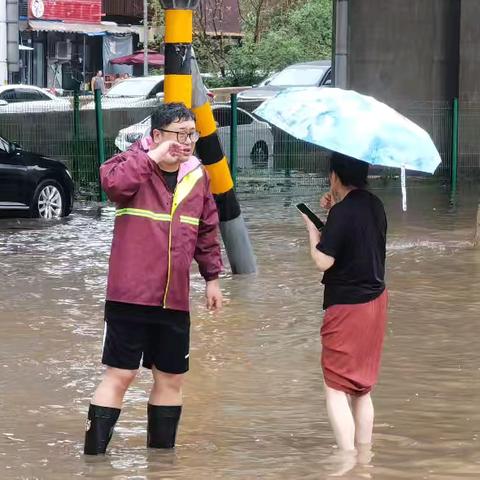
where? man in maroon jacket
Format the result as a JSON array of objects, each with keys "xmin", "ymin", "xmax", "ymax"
[{"xmin": 84, "ymin": 103, "xmax": 223, "ymax": 455}]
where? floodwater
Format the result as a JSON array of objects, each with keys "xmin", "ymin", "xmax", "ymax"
[{"xmin": 0, "ymin": 183, "xmax": 479, "ymax": 480}]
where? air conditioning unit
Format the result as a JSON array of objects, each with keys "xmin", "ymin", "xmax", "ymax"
[{"xmin": 55, "ymin": 41, "xmax": 72, "ymax": 61}]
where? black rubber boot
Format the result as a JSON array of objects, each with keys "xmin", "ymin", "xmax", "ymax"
[
  {"xmin": 84, "ymin": 404, "xmax": 121, "ymax": 455},
  {"xmin": 147, "ymin": 404, "xmax": 182, "ymax": 449}
]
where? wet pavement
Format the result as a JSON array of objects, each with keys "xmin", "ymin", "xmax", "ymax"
[{"xmin": 0, "ymin": 183, "xmax": 479, "ymax": 479}]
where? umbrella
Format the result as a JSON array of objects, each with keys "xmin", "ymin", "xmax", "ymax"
[
  {"xmin": 110, "ymin": 50, "xmax": 165, "ymax": 67},
  {"xmin": 254, "ymin": 87, "xmax": 442, "ymax": 210}
]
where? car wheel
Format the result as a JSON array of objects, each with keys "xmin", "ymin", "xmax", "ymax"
[
  {"xmin": 31, "ymin": 180, "xmax": 67, "ymax": 219},
  {"xmin": 250, "ymin": 141, "xmax": 269, "ymax": 168}
]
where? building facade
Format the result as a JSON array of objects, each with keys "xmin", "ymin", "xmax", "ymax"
[
  {"xmin": 19, "ymin": 0, "xmax": 142, "ymax": 89},
  {"xmin": 17, "ymin": 0, "xmax": 243, "ymax": 90}
]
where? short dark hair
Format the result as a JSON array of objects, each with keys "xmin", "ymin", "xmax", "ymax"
[
  {"xmin": 330, "ymin": 152, "xmax": 369, "ymax": 188},
  {"xmin": 150, "ymin": 103, "xmax": 196, "ymax": 136}
]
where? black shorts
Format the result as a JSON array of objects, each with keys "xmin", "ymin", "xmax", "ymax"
[{"xmin": 102, "ymin": 312, "xmax": 190, "ymax": 374}]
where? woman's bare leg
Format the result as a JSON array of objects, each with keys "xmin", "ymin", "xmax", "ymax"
[
  {"xmin": 351, "ymin": 392, "xmax": 374, "ymax": 446},
  {"xmin": 323, "ymin": 382, "xmax": 355, "ymax": 451}
]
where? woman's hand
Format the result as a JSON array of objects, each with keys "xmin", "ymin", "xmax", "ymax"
[
  {"xmin": 302, "ymin": 214, "xmax": 321, "ymax": 244},
  {"xmin": 302, "ymin": 214, "xmax": 334, "ymax": 272},
  {"xmin": 320, "ymin": 192, "xmax": 335, "ymax": 211}
]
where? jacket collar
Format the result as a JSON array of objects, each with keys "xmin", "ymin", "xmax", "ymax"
[{"xmin": 178, "ymin": 156, "xmax": 201, "ymax": 182}]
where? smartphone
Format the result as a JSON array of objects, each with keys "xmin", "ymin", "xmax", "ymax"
[{"xmin": 296, "ymin": 203, "xmax": 325, "ymax": 230}]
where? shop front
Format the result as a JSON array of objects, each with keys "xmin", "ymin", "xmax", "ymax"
[{"xmin": 19, "ymin": 0, "xmax": 141, "ymax": 90}]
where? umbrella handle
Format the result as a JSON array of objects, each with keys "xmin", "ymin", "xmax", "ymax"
[{"xmin": 401, "ymin": 165, "xmax": 407, "ymax": 212}]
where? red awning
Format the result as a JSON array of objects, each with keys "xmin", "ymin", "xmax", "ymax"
[{"xmin": 110, "ymin": 50, "xmax": 165, "ymax": 67}]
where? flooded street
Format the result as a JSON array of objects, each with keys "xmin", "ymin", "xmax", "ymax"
[{"xmin": 1, "ymin": 183, "xmax": 480, "ymax": 479}]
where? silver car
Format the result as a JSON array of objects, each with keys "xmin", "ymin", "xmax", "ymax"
[
  {"xmin": 82, "ymin": 76, "xmax": 166, "ymax": 111},
  {"xmin": 115, "ymin": 105, "xmax": 274, "ymax": 169},
  {"xmin": 238, "ymin": 60, "xmax": 332, "ymax": 104},
  {"xmin": 84, "ymin": 75, "xmax": 214, "ymax": 110}
]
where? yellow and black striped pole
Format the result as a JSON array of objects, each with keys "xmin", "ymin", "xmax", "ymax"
[
  {"xmin": 191, "ymin": 52, "xmax": 256, "ymax": 274},
  {"xmin": 159, "ymin": 0, "xmax": 256, "ymax": 273},
  {"xmin": 162, "ymin": 1, "xmax": 194, "ymax": 107}
]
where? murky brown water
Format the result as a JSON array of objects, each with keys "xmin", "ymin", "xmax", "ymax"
[{"xmin": 1, "ymin": 183, "xmax": 480, "ymax": 479}]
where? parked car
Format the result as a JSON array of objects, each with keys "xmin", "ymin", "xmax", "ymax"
[
  {"xmin": 0, "ymin": 136, "xmax": 74, "ymax": 218},
  {"xmin": 256, "ymin": 73, "xmax": 278, "ymax": 88},
  {"xmin": 101, "ymin": 75, "xmax": 165, "ymax": 109},
  {"xmin": 89, "ymin": 75, "xmax": 214, "ymax": 110},
  {"xmin": 237, "ymin": 60, "xmax": 332, "ymax": 105},
  {"xmin": 115, "ymin": 105, "xmax": 274, "ymax": 169},
  {"xmin": 213, "ymin": 106, "xmax": 274, "ymax": 168},
  {"xmin": 0, "ymin": 85, "xmax": 71, "ymax": 112}
]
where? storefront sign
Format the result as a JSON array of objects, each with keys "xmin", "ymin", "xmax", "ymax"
[{"xmin": 29, "ymin": 0, "xmax": 102, "ymax": 23}]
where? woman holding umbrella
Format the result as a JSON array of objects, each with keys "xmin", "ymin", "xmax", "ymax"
[
  {"xmin": 255, "ymin": 86, "xmax": 442, "ymax": 451},
  {"xmin": 302, "ymin": 152, "xmax": 388, "ymax": 451}
]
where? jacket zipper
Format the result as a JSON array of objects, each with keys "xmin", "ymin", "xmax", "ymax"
[
  {"xmin": 162, "ymin": 187, "xmax": 177, "ymax": 308},
  {"xmin": 161, "ymin": 166, "xmax": 203, "ymax": 308}
]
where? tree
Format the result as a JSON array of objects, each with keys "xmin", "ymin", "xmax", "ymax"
[
  {"xmin": 193, "ymin": 0, "xmax": 244, "ymax": 77},
  {"xmin": 238, "ymin": 0, "xmax": 268, "ymax": 43},
  {"xmin": 225, "ymin": 0, "xmax": 332, "ymax": 86},
  {"xmin": 149, "ymin": 0, "xmax": 332, "ymax": 87}
]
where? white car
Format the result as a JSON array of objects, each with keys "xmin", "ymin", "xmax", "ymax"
[
  {"xmin": 0, "ymin": 85, "xmax": 71, "ymax": 112},
  {"xmin": 91, "ymin": 75, "xmax": 214, "ymax": 110},
  {"xmin": 100, "ymin": 76, "xmax": 165, "ymax": 110},
  {"xmin": 237, "ymin": 60, "xmax": 332, "ymax": 103},
  {"xmin": 115, "ymin": 105, "xmax": 274, "ymax": 169},
  {"xmin": 80, "ymin": 76, "xmax": 166, "ymax": 111}
]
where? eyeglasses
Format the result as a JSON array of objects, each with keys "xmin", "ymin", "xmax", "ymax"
[{"xmin": 160, "ymin": 129, "xmax": 200, "ymax": 144}]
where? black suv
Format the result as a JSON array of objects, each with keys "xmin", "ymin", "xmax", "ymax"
[{"xmin": 0, "ymin": 136, "xmax": 74, "ymax": 218}]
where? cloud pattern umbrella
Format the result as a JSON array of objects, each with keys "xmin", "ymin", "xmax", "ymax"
[
  {"xmin": 255, "ymin": 87, "xmax": 442, "ymax": 210},
  {"xmin": 255, "ymin": 87, "xmax": 442, "ymax": 173}
]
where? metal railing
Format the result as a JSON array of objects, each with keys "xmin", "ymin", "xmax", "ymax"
[{"xmin": 0, "ymin": 94, "xmax": 474, "ymax": 201}]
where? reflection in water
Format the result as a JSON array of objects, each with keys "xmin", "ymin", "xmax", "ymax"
[{"xmin": 0, "ymin": 184, "xmax": 479, "ymax": 479}]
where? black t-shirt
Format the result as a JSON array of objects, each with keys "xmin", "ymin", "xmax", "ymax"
[
  {"xmin": 162, "ymin": 169, "xmax": 178, "ymax": 192},
  {"xmin": 316, "ymin": 189, "xmax": 387, "ymax": 310}
]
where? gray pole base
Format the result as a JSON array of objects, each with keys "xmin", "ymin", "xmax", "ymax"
[
  {"xmin": 475, "ymin": 203, "xmax": 480, "ymax": 248},
  {"xmin": 220, "ymin": 215, "xmax": 257, "ymax": 274}
]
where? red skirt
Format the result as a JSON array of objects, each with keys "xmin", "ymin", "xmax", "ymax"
[{"xmin": 321, "ymin": 290, "xmax": 388, "ymax": 396}]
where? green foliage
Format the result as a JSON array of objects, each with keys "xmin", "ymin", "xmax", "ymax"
[
  {"xmin": 150, "ymin": 0, "xmax": 332, "ymax": 88},
  {"xmin": 199, "ymin": 0, "xmax": 332, "ymax": 87}
]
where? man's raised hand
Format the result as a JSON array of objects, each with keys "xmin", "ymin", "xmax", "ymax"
[{"xmin": 147, "ymin": 140, "xmax": 189, "ymax": 165}]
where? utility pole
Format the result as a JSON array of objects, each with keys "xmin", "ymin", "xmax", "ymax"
[
  {"xmin": 158, "ymin": 0, "xmax": 256, "ymax": 274},
  {"xmin": 143, "ymin": 0, "xmax": 148, "ymax": 76},
  {"xmin": 0, "ymin": 0, "xmax": 8, "ymax": 84},
  {"xmin": 6, "ymin": 0, "xmax": 19, "ymax": 82},
  {"xmin": 160, "ymin": 0, "xmax": 195, "ymax": 106},
  {"xmin": 334, "ymin": 0, "xmax": 349, "ymax": 89}
]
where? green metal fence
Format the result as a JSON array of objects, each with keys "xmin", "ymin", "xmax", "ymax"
[
  {"xmin": 458, "ymin": 101, "xmax": 480, "ymax": 174},
  {"xmin": 0, "ymin": 93, "xmax": 159, "ymax": 200},
  {"xmin": 233, "ymin": 99, "xmax": 458, "ymax": 193},
  {"xmin": 0, "ymin": 94, "xmax": 474, "ymax": 201},
  {"xmin": 396, "ymin": 100, "xmax": 454, "ymax": 177}
]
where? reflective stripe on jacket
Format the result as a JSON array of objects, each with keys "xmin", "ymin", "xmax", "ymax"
[{"xmin": 100, "ymin": 142, "xmax": 223, "ymax": 311}]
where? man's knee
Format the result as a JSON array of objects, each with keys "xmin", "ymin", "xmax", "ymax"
[
  {"xmin": 153, "ymin": 371, "xmax": 184, "ymax": 393},
  {"xmin": 106, "ymin": 367, "xmax": 137, "ymax": 392}
]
